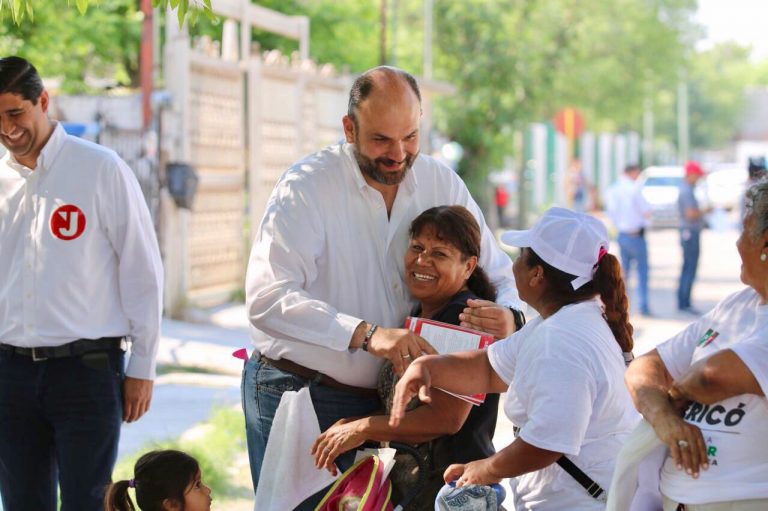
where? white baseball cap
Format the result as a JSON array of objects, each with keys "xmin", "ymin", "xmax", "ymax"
[{"xmin": 501, "ymin": 207, "xmax": 609, "ymax": 290}]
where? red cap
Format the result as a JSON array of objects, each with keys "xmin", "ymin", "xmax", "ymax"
[{"xmin": 684, "ymin": 161, "xmax": 705, "ymax": 177}]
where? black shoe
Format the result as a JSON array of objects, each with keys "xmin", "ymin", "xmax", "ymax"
[{"xmin": 640, "ymin": 310, "xmax": 653, "ymax": 317}]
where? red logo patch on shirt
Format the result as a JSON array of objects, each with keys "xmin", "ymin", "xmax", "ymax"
[{"xmin": 50, "ymin": 205, "xmax": 86, "ymax": 240}]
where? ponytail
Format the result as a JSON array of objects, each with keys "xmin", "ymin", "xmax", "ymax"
[
  {"xmin": 466, "ymin": 266, "xmax": 498, "ymax": 302},
  {"xmin": 104, "ymin": 480, "xmax": 135, "ymax": 511},
  {"xmin": 525, "ymin": 247, "xmax": 634, "ymax": 357},
  {"xmin": 593, "ymin": 254, "xmax": 634, "ymax": 354}
]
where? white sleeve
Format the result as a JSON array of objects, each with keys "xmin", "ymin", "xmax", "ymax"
[
  {"xmin": 656, "ymin": 321, "xmax": 709, "ymax": 380},
  {"xmin": 731, "ymin": 336, "xmax": 768, "ymax": 396},
  {"xmin": 657, "ymin": 293, "xmax": 740, "ymax": 379},
  {"xmin": 635, "ymin": 187, "xmax": 652, "ymax": 216},
  {"xmin": 103, "ymin": 156, "xmax": 163, "ymax": 380},
  {"xmin": 245, "ymin": 178, "xmax": 361, "ymax": 351},
  {"xmin": 487, "ymin": 330, "xmax": 522, "ymax": 384}
]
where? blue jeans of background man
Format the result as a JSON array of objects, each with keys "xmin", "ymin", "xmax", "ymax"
[
  {"xmin": 618, "ymin": 232, "xmax": 650, "ymax": 314},
  {"xmin": 678, "ymin": 228, "xmax": 701, "ymax": 309},
  {"xmin": 0, "ymin": 348, "xmax": 124, "ymax": 511},
  {"xmin": 242, "ymin": 354, "xmax": 381, "ymax": 511}
]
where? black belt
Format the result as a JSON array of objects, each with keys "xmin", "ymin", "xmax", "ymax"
[
  {"xmin": 621, "ymin": 227, "xmax": 645, "ymax": 237},
  {"xmin": 259, "ymin": 355, "xmax": 379, "ymax": 399},
  {"xmin": 0, "ymin": 337, "xmax": 125, "ymax": 362}
]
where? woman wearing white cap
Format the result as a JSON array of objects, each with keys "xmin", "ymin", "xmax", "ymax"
[{"xmin": 390, "ymin": 207, "xmax": 638, "ymax": 510}]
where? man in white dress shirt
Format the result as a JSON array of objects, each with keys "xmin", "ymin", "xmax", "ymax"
[
  {"xmin": 244, "ymin": 66, "xmax": 524, "ymax": 509},
  {"xmin": 0, "ymin": 57, "xmax": 163, "ymax": 511},
  {"xmin": 605, "ymin": 163, "xmax": 653, "ymax": 316}
]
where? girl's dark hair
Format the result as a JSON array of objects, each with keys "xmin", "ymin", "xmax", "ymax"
[
  {"xmin": 409, "ymin": 205, "xmax": 497, "ymax": 301},
  {"xmin": 0, "ymin": 56, "xmax": 44, "ymax": 103},
  {"xmin": 524, "ymin": 248, "xmax": 633, "ymax": 353},
  {"xmin": 104, "ymin": 450, "xmax": 200, "ymax": 511}
]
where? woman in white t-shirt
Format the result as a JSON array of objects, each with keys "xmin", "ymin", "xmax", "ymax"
[
  {"xmin": 390, "ymin": 207, "xmax": 638, "ymax": 510},
  {"xmin": 625, "ymin": 180, "xmax": 768, "ymax": 511}
]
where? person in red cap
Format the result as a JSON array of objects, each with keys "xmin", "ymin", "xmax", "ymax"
[{"xmin": 677, "ymin": 161, "xmax": 708, "ymax": 314}]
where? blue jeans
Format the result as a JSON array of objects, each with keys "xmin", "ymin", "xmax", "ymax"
[
  {"xmin": 0, "ymin": 348, "xmax": 124, "ymax": 511},
  {"xmin": 242, "ymin": 354, "xmax": 381, "ymax": 511},
  {"xmin": 617, "ymin": 232, "xmax": 650, "ymax": 314},
  {"xmin": 678, "ymin": 228, "xmax": 701, "ymax": 309}
]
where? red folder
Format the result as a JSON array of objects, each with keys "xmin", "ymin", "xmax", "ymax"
[{"xmin": 404, "ymin": 316, "xmax": 494, "ymax": 405}]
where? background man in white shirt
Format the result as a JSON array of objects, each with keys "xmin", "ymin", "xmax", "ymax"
[
  {"xmin": 606, "ymin": 163, "xmax": 653, "ymax": 316},
  {"xmin": 244, "ymin": 65, "xmax": 524, "ymax": 509},
  {"xmin": 0, "ymin": 56, "xmax": 163, "ymax": 511}
]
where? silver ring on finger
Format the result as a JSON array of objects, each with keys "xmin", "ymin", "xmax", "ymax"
[
  {"xmin": 324, "ymin": 448, "xmax": 332, "ymax": 453},
  {"xmin": 677, "ymin": 439, "xmax": 690, "ymax": 449},
  {"xmin": 401, "ymin": 354, "xmax": 411, "ymax": 359}
]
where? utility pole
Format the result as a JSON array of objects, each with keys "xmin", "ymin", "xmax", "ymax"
[
  {"xmin": 140, "ymin": 0, "xmax": 153, "ymax": 130},
  {"xmin": 642, "ymin": 96, "xmax": 654, "ymax": 166},
  {"xmin": 379, "ymin": 0, "xmax": 388, "ymax": 65},
  {"xmin": 424, "ymin": 0, "xmax": 433, "ymax": 80},
  {"xmin": 422, "ymin": 0, "xmax": 433, "ymax": 154},
  {"xmin": 677, "ymin": 69, "xmax": 689, "ymax": 163}
]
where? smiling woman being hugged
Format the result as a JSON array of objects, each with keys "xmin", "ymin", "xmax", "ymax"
[{"xmin": 312, "ymin": 205, "xmax": 502, "ymax": 509}]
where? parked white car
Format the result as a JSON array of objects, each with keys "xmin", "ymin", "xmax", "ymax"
[
  {"xmin": 640, "ymin": 165, "xmax": 708, "ymax": 228},
  {"xmin": 706, "ymin": 164, "xmax": 748, "ymax": 212}
]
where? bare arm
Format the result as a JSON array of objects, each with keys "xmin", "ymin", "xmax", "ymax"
[
  {"xmin": 669, "ymin": 349, "xmax": 764, "ymax": 405},
  {"xmin": 444, "ymin": 438, "xmax": 562, "ymax": 487},
  {"xmin": 625, "ymin": 350, "xmax": 709, "ymax": 477},
  {"xmin": 625, "ymin": 349, "xmax": 676, "ymax": 424},
  {"xmin": 390, "ymin": 350, "xmax": 507, "ymax": 427},
  {"xmin": 459, "ymin": 299, "xmax": 519, "ymax": 339},
  {"xmin": 312, "ymin": 391, "xmax": 472, "ymax": 475}
]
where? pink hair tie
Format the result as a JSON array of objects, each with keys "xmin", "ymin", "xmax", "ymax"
[
  {"xmin": 128, "ymin": 479, "xmax": 136, "ymax": 488},
  {"xmin": 597, "ymin": 246, "xmax": 608, "ymax": 264}
]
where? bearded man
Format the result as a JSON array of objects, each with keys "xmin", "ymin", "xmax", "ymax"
[{"xmin": 242, "ymin": 66, "xmax": 524, "ymax": 510}]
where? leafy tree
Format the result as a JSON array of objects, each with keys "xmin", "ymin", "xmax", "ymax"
[
  {"xmin": 427, "ymin": 0, "xmax": 696, "ymax": 190},
  {"xmin": 652, "ymin": 42, "xmax": 759, "ymax": 154},
  {"xmin": 0, "ymin": 0, "xmax": 203, "ymax": 25},
  {"xmin": 0, "ymin": 0, "xmax": 142, "ymax": 92}
]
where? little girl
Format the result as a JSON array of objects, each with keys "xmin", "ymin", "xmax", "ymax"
[{"xmin": 104, "ymin": 450, "xmax": 213, "ymax": 511}]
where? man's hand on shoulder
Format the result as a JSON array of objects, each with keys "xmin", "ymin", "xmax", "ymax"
[
  {"xmin": 122, "ymin": 377, "xmax": 153, "ymax": 423},
  {"xmin": 459, "ymin": 299, "xmax": 520, "ymax": 339}
]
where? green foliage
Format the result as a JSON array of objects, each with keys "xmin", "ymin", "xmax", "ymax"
[
  {"xmin": 430, "ymin": 0, "xmax": 696, "ymax": 189},
  {"xmin": 0, "ymin": 0, "xmax": 143, "ymax": 92},
  {"xmin": 0, "ymin": 0, "xmax": 207, "ymax": 24},
  {"xmin": 688, "ymin": 44, "xmax": 752, "ymax": 149},
  {"xmin": 238, "ymin": 0, "xmax": 381, "ymax": 72},
  {"xmin": 652, "ymin": 42, "xmax": 759, "ymax": 152}
]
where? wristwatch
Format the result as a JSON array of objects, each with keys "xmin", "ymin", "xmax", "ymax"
[
  {"xmin": 361, "ymin": 323, "xmax": 378, "ymax": 352},
  {"xmin": 509, "ymin": 307, "xmax": 526, "ymax": 331}
]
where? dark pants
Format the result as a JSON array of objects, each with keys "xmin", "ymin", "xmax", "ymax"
[
  {"xmin": 242, "ymin": 354, "xmax": 380, "ymax": 511},
  {"xmin": 618, "ymin": 232, "xmax": 650, "ymax": 314},
  {"xmin": 678, "ymin": 228, "xmax": 701, "ymax": 309},
  {"xmin": 0, "ymin": 348, "xmax": 124, "ymax": 511}
]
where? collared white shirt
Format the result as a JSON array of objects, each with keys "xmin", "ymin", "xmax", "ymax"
[
  {"xmin": 0, "ymin": 123, "xmax": 163, "ymax": 379},
  {"xmin": 246, "ymin": 142, "xmax": 521, "ymax": 388},
  {"xmin": 605, "ymin": 175, "xmax": 651, "ymax": 233}
]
